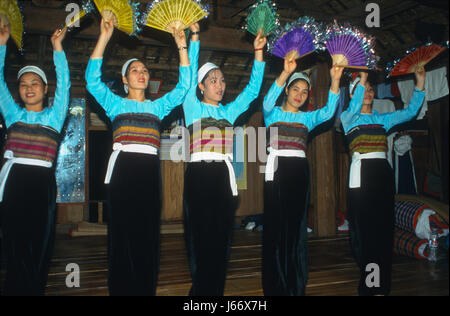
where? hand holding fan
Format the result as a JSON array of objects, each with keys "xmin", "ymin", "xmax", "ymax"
[
  {"xmin": 322, "ymin": 21, "xmax": 377, "ymax": 69},
  {"xmin": 268, "ymin": 16, "xmax": 322, "ymax": 60},
  {"xmin": 141, "ymin": 0, "xmax": 209, "ymax": 34},
  {"xmin": 388, "ymin": 44, "xmax": 446, "ymax": 77},
  {"xmin": 244, "ymin": 0, "xmax": 279, "ymax": 37},
  {"xmin": 0, "ymin": 0, "xmax": 23, "ymax": 51},
  {"xmin": 93, "ymin": 0, "xmax": 140, "ymax": 35}
]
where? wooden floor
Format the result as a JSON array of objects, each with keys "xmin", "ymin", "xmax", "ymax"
[{"xmin": 1, "ymin": 230, "xmax": 449, "ymax": 296}]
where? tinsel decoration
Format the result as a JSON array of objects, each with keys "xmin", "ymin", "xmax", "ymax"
[
  {"xmin": 62, "ymin": 1, "xmax": 95, "ymax": 31},
  {"xmin": 244, "ymin": 0, "xmax": 279, "ymax": 37},
  {"xmin": 321, "ymin": 21, "xmax": 377, "ymax": 69},
  {"xmin": 93, "ymin": 0, "xmax": 141, "ymax": 36},
  {"xmin": 386, "ymin": 43, "xmax": 447, "ymax": 77},
  {"xmin": 141, "ymin": 0, "xmax": 209, "ymax": 34},
  {"xmin": 268, "ymin": 16, "xmax": 323, "ymax": 60},
  {"xmin": 0, "ymin": 0, "xmax": 24, "ymax": 51}
]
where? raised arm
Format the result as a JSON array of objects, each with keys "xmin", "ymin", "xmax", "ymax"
[
  {"xmin": 306, "ymin": 65, "xmax": 343, "ymax": 130},
  {"xmin": 187, "ymin": 23, "xmax": 200, "ymax": 93},
  {"xmin": 182, "ymin": 23, "xmax": 202, "ymax": 126},
  {"xmin": 225, "ymin": 32, "xmax": 267, "ymax": 123},
  {"xmin": 85, "ymin": 18, "xmax": 120, "ymax": 117},
  {"xmin": 0, "ymin": 25, "xmax": 20, "ymax": 126},
  {"xmin": 339, "ymin": 72, "xmax": 367, "ymax": 133},
  {"xmin": 383, "ymin": 67, "xmax": 426, "ymax": 130},
  {"xmin": 48, "ymin": 28, "xmax": 71, "ymax": 131},
  {"xmin": 155, "ymin": 29, "xmax": 192, "ymax": 119},
  {"xmin": 172, "ymin": 26, "xmax": 190, "ymax": 67},
  {"xmin": 347, "ymin": 72, "xmax": 368, "ymax": 114},
  {"xmin": 263, "ymin": 58, "xmax": 296, "ymax": 116},
  {"xmin": 90, "ymin": 18, "xmax": 114, "ymax": 59}
]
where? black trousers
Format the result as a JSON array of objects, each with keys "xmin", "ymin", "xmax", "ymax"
[
  {"xmin": 1, "ymin": 164, "xmax": 56, "ymax": 296},
  {"xmin": 347, "ymin": 159, "xmax": 395, "ymax": 296},
  {"xmin": 107, "ymin": 152, "xmax": 161, "ymax": 296},
  {"xmin": 262, "ymin": 157, "xmax": 310, "ymax": 296},
  {"xmin": 183, "ymin": 161, "xmax": 239, "ymax": 296}
]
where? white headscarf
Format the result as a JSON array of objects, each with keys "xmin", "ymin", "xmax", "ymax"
[
  {"xmin": 122, "ymin": 58, "xmax": 139, "ymax": 94},
  {"xmin": 287, "ymin": 72, "xmax": 311, "ymax": 89},
  {"xmin": 198, "ymin": 62, "xmax": 219, "ymax": 83},
  {"xmin": 349, "ymin": 77, "xmax": 361, "ymax": 95},
  {"xmin": 17, "ymin": 66, "xmax": 48, "ymax": 85}
]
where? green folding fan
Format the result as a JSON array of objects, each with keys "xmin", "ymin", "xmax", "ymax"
[{"xmin": 245, "ymin": 0, "xmax": 279, "ymax": 37}]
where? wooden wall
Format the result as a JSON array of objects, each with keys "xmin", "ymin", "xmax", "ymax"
[{"xmin": 235, "ymin": 112, "xmax": 265, "ymax": 217}]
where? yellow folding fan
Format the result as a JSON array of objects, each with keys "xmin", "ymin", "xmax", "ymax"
[
  {"xmin": 93, "ymin": 0, "xmax": 140, "ymax": 35},
  {"xmin": 142, "ymin": 0, "xmax": 209, "ymax": 34},
  {"xmin": 0, "ymin": 0, "xmax": 23, "ymax": 51}
]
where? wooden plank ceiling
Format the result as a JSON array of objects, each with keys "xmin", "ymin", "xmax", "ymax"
[{"xmin": 3, "ymin": 0, "xmax": 449, "ymax": 97}]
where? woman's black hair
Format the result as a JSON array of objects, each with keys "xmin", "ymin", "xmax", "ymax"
[
  {"xmin": 287, "ymin": 76, "xmax": 310, "ymax": 91},
  {"xmin": 196, "ymin": 68, "xmax": 224, "ymax": 101},
  {"xmin": 17, "ymin": 74, "xmax": 49, "ymax": 108},
  {"xmin": 124, "ymin": 59, "xmax": 144, "ymax": 77},
  {"xmin": 344, "ymin": 74, "xmax": 377, "ymax": 112},
  {"xmin": 123, "ymin": 59, "xmax": 151, "ymax": 99},
  {"xmin": 283, "ymin": 77, "xmax": 310, "ymax": 111},
  {"xmin": 350, "ymin": 72, "xmax": 377, "ymax": 96}
]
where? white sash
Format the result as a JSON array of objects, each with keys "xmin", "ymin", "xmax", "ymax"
[
  {"xmin": 349, "ymin": 152, "xmax": 387, "ymax": 189},
  {"xmin": 0, "ymin": 150, "xmax": 52, "ymax": 202},
  {"xmin": 265, "ymin": 147, "xmax": 306, "ymax": 182},
  {"xmin": 190, "ymin": 152, "xmax": 238, "ymax": 196},
  {"xmin": 104, "ymin": 143, "xmax": 158, "ymax": 184}
]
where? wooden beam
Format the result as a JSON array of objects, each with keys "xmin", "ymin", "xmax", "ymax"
[
  {"xmin": 411, "ymin": 0, "xmax": 449, "ymax": 10},
  {"xmin": 22, "ymin": 4, "xmax": 256, "ymax": 54},
  {"xmin": 37, "ymin": 35, "xmax": 47, "ymax": 68},
  {"xmin": 7, "ymin": 55, "xmax": 278, "ymax": 81}
]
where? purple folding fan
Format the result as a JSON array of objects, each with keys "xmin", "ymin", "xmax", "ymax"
[
  {"xmin": 322, "ymin": 22, "xmax": 377, "ymax": 69},
  {"xmin": 271, "ymin": 27, "xmax": 315, "ymax": 60}
]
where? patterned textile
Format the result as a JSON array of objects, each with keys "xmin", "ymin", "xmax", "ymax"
[
  {"xmin": 429, "ymin": 214, "xmax": 449, "ymax": 236},
  {"xmin": 112, "ymin": 113, "xmax": 161, "ymax": 150},
  {"xmin": 394, "ymin": 200, "xmax": 428, "ymax": 233},
  {"xmin": 393, "ymin": 229, "xmax": 428, "ymax": 260},
  {"xmin": 5, "ymin": 122, "xmax": 60, "ymax": 163},
  {"xmin": 266, "ymin": 122, "xmax": 308, "ymax": 151},
  {"xmin": 346, "ymin": 124, "xmax": 388, "ymax": 156},
  {"xmin": 188, "ymin": 117, "xmax": 234, "ymax": 155}
]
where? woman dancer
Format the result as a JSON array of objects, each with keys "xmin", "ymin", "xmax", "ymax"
[
  {"xmin": 182, "ymin": 23, "xmax": 266, "ymax": 296},
  {"xmin": 0, "ymin": 26, "xmax": 70, "ymax": 295},
  {"xmin": 341, "ymin": 69, "xmax": 425, "ymax": 296},
  {"xmin": 85, "ymin": 18, "xmax": 191, "ymax": 296},
  {"xmin": 262, "ymin": 58, "xmax": 343, "ymax": 296}
]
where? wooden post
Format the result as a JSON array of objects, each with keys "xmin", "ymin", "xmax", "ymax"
[
  {"xmin": 161, "ymin": 160, "xmax": 185, "ymax": 221},
  {"xmin": 311, "ymin": 63, "xmax": 337, "ymax": 237},
  {"xmin": 98, "ymin": 202, "xmax": 103, "ymax": 224}
]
